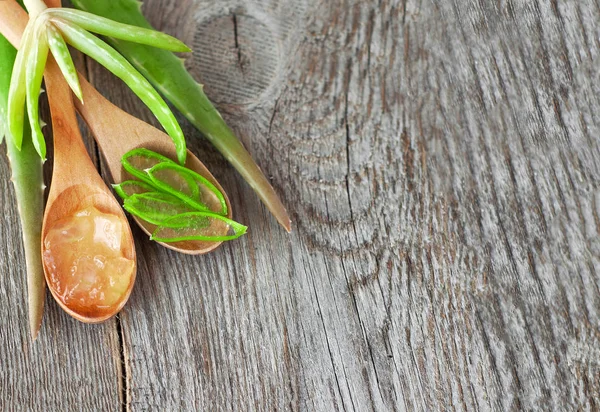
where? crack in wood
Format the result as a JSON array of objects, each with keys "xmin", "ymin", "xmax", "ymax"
[
  {"xmin": 116, "ymin": 315, "xmax": 128, "ymax": 412},
  {"xmin": 232, "ymin": 13, "xmax": 245, "ymax": 74}
]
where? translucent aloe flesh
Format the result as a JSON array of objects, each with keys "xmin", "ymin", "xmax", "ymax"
[
  {"xmin": 116, "ymin": 148, "xmax": 247, "ymax": 243},
  {"xmin": 71, "ymin": 0, "xmax": 292, "ymax": 232},
  {"xmin": 0, "ymin": 32, "xmax": 45, "ymax": 340},
  {"xmin": 152, "ymin": 212, "xmax": 247, "ymax": 243}
]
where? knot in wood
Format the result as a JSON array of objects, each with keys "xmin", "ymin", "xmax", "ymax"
[{"xmin": 192, "ymin": 10, "xmax": 279, "ymax": 107}]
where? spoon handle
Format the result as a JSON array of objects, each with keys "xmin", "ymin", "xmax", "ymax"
[
  {"xmin": 74, "ymin": 75, "xmax": 170, "ymax": 175},
  {"xmin": 44, "ymin": 57, "xmax": 104, "ymax": 200},
  {"xmin": 45, "ymin": 58, "xmax": 83, "ymax": 151},
  {"xmin": 0, "ymin": 1, "xmax": 26, "ymax": 48}
]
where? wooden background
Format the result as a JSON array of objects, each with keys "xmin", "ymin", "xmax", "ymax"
[{"xmin": 2, "ymin": 0, "xmax": 600, "ymax": 410}]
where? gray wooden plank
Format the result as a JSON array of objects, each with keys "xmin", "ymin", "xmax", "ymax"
[
  {"xmin": 2, "ymin": 0, "xmax": 599, "ymax": 410},
  {"xmin": 115, "ymin": 0, "xmax": 597, "ymax": 410},
  {"xmin": 0, "ymin": 105, "xmax": 122, "ymax": 409}
]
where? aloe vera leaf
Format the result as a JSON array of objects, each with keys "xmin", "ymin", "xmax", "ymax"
[
  {"xmin": 70, "ymin": 0, "xmax": 292, "ymax": 232},
  {"xmin": 46, "ymin": 24, "xmax": 83, "ymax": 102},
  {"xmin": 147, "ymin": 162, "xmax": 227, "ymax": 215},
  {"xmin": 25, "ymin": 23, "xmax": 48, "ymax": 159},
  {"xmin": 6, "ymin": 22, "xmax": 33, "ymax": 151},
  {"xmin": 121, "ymin": 147, "xmax": 175, "ymax": 184},
  {"xmin": 0, "ymin": 32, "xmax": 45, "ymax": 340},
  {"xmin": 123, "ymin": 192, "xmax": 195, "ymax": 225},
  {"xmin": 113, "ymin": 180, "xmax": 154, "ymax": 200},
  {"xmin": 53, "ymin": 18, "xmax": 187, "ymax": 165},
  {"xmin": 152, "ymin": 212, "xmax": 247, "ymax": 243},
  {"xmin": 47, "ymin": 9, "xmax": 190, "ymax": 52}
]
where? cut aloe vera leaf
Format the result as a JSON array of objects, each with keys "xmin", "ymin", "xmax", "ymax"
[
  {"xmin": 147, "ymin": 162, "xmax": 227, "ymax": 215},
  {"xmin": 123, "ymin": 192, "xmax": 194, "ymax": 225},
  {"xmin": 151, "ymin": 212, "xmax": 247, "ymax": 242},
  {"xmin": 121, "ymin": 147, "xmax": 175, "ymax": 183},
  {"xmin": 113, "ymin": 180, "xmax": 154, "ymax": 200},
  {"xmin": 146, "ymin": 161, "xmax": 200, "ymax": 201}
]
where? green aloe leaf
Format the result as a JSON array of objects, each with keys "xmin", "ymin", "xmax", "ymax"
[
  {"xmin": 0, "ymin": 31, "xmax": 45, "ymax": 339},
  {"xmin": 47, "ymin": 23, "xmax": 83, "ymax": 102},
  {"xmin": 53, "ymin": 19, "xmax": 187, "ymax": 165},
  {"xmin": 25, "ymin": 23, "xmax": 49, "ymax": 159},
  {"xmin": 70, "ymin": 0, "xmax": 291, "ymax": 232},
  {"xmin": 152, "ymin": 212, "xmax": 247, "ymax": 242},
  {"xmin": 47, "ymin": 8, "xmax": 190, "ymax": 52},
  {"xmin": 6, "ymin": 23, "xmax": 34, "ymax": 151},
  {"xmin": 123, "ymin": 192, "xmax": 195, "ymax": 225}
]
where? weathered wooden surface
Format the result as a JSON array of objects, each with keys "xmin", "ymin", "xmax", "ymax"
[{"xmin": 2, "ymin": 0, "xmax": 600, "ymax": 410}]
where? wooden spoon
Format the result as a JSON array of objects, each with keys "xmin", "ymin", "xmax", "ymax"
[
  {"xmin": 75, "ymin": 76, "xmax": 233, "ymax": 255},
  {"xmin": 42, "ymin": 57, "xmax": 137, "ymax": 323},
  {"xmin": 0, "ymin": 0, "xmax": 232, "ymax": 254}
]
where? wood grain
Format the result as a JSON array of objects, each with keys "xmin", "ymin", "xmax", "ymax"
[
  {"xmin": 2, "ymin": 0, "xmax": 600, "ymax": 410},
  {"xmin": 0, "ymin": 70, "xmax": 122, "ymax": 410}
]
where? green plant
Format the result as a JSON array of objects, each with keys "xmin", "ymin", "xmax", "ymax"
[
  {"xmin": 114, "ymin": 148, "xmax": 247, "ymax": 242},
  {"xmin": 7, "ymin": 0, "xmax": 190, "ymax": 164},
  {"xmin": 0, "ymin": 30, "xmax": 45, "ymax": 339},
  {"xmin": 70, "ymin": 0, "xmax": 292, "ymax": 232}
]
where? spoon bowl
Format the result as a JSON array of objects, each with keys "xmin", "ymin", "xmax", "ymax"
[
  {"xmin": 42, "ymin": 187, "xmax": 136, "ymax": 322},
  {"xmin": 42, "ymin": 57, "xmax": 136, "ymax": 323}
]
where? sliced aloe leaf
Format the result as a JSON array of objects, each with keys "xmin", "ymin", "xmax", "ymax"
[
  {"xmin": 146, "ymin": 161, "xmax": 199, "ymax": 200},
  {"xmin": 121, "ymin": 147, "xmax": 175, "ymax": 183},
  {"xmin": 151, "ymin": 212, "xmax": 247, "ymax": 242},
  {"xmin": 148, "ymin": 162, "xmax": 227, "ymax": 215},
  {"xmin": 113, "ymin": 180, "xmax": 153, "ymax": 200},
  {"xmin": 123, "ymin": 192, "xmax": 194, "ymax": 225}
]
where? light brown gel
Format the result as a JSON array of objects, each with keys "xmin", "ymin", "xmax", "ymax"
[{"xmin": 42, "ymin": 206, "xmax": 135, "ymax": 319}]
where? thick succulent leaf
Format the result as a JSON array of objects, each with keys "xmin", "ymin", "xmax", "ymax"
[
  {"xmin": 48, "ymin": 8, "xmax": 190, "ymax": 52},
  {"xmin": 47, "ymin": 23, "xmax": 82, "ymax": 102},
  {"xmin": 0, "ymin": 31, "xmax": 45, "ymax": 339},
  {"xmin": 25, "ymin": 24, "xmax": 49, "ymax": 159},
  {"xmin": 6, "ymin": 23, "xmax": 34, "ymax": 150},
  {"xmin": 54, "ymin": 19, "xmax": 187, "ymax": 164}
]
